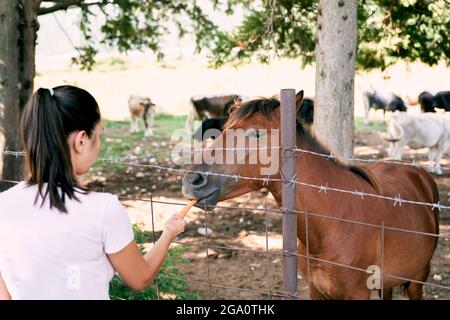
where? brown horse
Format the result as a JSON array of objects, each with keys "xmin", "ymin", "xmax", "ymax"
[{"xmin": 182, "ymin": 91, "xmax": 440, "ymax": 300}]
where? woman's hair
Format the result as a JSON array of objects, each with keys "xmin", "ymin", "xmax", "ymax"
[{"xmin": 20, "ymin": 85, "xmax": 101, "ymax": 213}]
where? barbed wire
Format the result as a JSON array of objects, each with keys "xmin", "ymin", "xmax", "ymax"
[
  {"xmin": 3, "ymin": 148, "xmax": 450, "ymax": 211},
  {"xmin": 97, "ymin": 160, "xmax": 450, "ymax": 212},
  {"xmin": 114, "ymin": 195, "xmax": 450, "ymax": 240},
  {"xmin": 158, "ymin": 274, "xmax": 297, "ymax": 299},
  {"xmin": 3, "ymin": 178, "xmax": 449, "ymax": 242},
  {"xmin": 4, "ymin": 143, "xmax": 450, "ymax": 172},
  {"xmin": 290, "ymin": 147, "xmax": 450, "ymax": 171},
  {"xmin": 1, "ymin": 176, "xmax": 449, "ymax": 297}
]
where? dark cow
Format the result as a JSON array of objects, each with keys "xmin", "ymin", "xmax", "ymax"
[
  {"xmin": 193, "ymin": 118, "xmax": 228, "ymax": 141},
  {"xmin": 419, "ymin": 91, "xmax": 450, "ymax": 113},
  {"xmin": 185, "ymin": 94, "xmax": 242, "ymax": 132},
  {"xmin": 297, "ymin": 98, "xmax": 314, "ymax": 126},
  {"xmin": 193, "ymin": 98, "xmax": 315, "ymax": 141},
  {"xmin": 363, "ymin": 90, "xmax": 407, "ymax": 124}
]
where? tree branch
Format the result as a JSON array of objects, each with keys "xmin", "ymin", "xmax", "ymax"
[{"xmin": 37, "ymin": 0, "xmax": 102, "ymax": 16}]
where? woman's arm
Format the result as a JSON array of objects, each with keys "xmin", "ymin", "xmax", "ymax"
[
  {"xmin": 0, "ymin": 273, "xmax": 11, "ymax": 300},
  {"xmin": 107, "ymin": 214, "xmax": 185, "ymax": 291}
]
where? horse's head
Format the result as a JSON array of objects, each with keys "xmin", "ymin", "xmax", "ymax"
[{"xmin": 182, "ymin": 91, "xmax": 304, "ymax": 210}]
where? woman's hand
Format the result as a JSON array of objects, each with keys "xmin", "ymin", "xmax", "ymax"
[
  {"xmin": 162, "ymin": 213, "xmax": 186, "ymax": 241},
  {"xmin": 108, "ymin": 212, "xmax": 186, "ymax": 291}
]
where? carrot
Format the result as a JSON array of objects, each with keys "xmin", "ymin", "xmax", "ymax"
[{"xmin": 177, "ymin": 200, "xmax": 198, "ymax": 219}]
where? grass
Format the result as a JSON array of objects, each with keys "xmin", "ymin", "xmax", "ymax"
[
  {"xmin": 109, "ymin": 224, "xmax": 202, "ymax": 300},
  {"xmin": 153, "ymin": 113, "xmax": 187, "ymax": 139},
  {"xmin": 91, "ymin": 56, "xmax": 129, "ymax": 72},
  {"xmin": 355, "ymin": 116, "xmax": 386, "ymax": 132},
  {"xmin": 90, "ymin": 113, "xmax": 187, "ymax": 173},
  {"xmin": 98, "ymin": 114, "xmax": 186, "ymax": 159}
]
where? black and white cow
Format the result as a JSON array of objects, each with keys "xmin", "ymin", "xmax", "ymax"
[
  {"xmin": 185, "ymin": 94, "xmax": 243, "ymax": 132},
  {"xmin": 419, "ymin": 91, "xmax": 450, "ymax": 113},
  {"xmin": 363, "ymin": 90, "xmax": 407, "ymax": 124}
]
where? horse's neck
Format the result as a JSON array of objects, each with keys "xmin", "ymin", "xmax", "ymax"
[
  {"xmin": 269, "ymin": 152, "xmax": 360, "ymax": 211},
  {"xmin": 267, "ymin": 148, "xmax": 378, "ymax": 253}
]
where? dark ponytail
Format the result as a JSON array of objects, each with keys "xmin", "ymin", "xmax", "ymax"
[{"xmin": 20, "ymin": 85, "xmax": 101, "ymax": 213}]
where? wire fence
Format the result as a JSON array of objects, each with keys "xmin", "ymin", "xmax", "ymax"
[{"xmin": 1, "ymin": 91, "xmax": 450, "ymax": 299}]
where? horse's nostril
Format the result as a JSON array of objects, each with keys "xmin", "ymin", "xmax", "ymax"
[
  {"xmin": 186, "ymin": 173, "xmax": 208, "ymax": 188},
  {"xmin": 192, "ymin": 174, "xmax": 204, "ymax": 186}
]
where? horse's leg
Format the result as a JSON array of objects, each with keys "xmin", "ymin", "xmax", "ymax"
[
  {"xmin": 343, "ymin": 287, "xmax": 372, "ymax": 300},
  {"xmin": 378, "ymin": 288, "xmax": 393, "ymax": 300},
  {"xmin": 406, "ymin": 265, "xmax": 431, "ymax": 300},
  {"xmin": 309, "ymin": 285, "xmax": 328, "ymax": 300}
]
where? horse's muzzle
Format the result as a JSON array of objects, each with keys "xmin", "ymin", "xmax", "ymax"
[{"xmin": 182, "ymin": 172, "xmax": 221, "ymax": 211}]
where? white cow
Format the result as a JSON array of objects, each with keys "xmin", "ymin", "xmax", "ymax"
[
  {"xmin": 128, "ymin": 95, "xmax": 156, "ymax": 137},
  {"xmin": 385, "ymin": 112, "xmax": 450, "ymax": 174}
]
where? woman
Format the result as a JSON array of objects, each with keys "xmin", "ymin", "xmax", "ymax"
[{"xmin": 0, "ymin": 86, "xmax": 185, "ymax": 299}]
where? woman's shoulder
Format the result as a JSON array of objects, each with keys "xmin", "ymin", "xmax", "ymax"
[
  {"xmin": 0, "ymin": 182, "xmax": 37, "ymax": 214},
  {"xmin": 0, "ymin": 183, "xmax": 120, "ymax": 209},
  {"xmin": 81, "ymin": 190, "xmax": 120, "ymax": 205},
  {"xmin": 80, "ymin": 190, "xmax": 126, "ymax": 214},
  {"xmin": 0, "ymin": 181, "xmax": 28, "ymax": 199}
]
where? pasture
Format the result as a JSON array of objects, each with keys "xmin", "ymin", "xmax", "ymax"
[{"xmin": 35, "ymin": 55, "xmax": 450, "ymax": 299}]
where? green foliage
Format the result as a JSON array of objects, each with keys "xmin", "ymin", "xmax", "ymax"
[
  {"xmin": 40, "ymin": 0, "xmax": 449, "ymax": 70},
  {"xmin": 357, "ymin": 0, "xmax": 450, "ymax": 69},
  {"xmin": 109, "ymin": 224, "xmax": 202, "ymax": 300},
  {"xmin": 208, "ymin": 0, "xmax": 318, "ymax": 67},
  {"xmin": 63, "ymin": 0, "xmax": 221, "ymax": 71},
  {"xmin": 208, "ymin": 0, "xmax": 449, "ymax": 69}
]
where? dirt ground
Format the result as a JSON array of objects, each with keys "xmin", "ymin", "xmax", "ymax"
[{"xmin": 87, "ymin": 124, "xmax": 450, "ymax": 300}]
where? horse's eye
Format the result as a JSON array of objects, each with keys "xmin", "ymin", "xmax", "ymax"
[{"xmin": 248, "ymin": 130, "xmax": 261, "ymax": 139}]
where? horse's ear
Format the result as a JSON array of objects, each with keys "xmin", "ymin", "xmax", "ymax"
[
  {"xmin": 296, "ymin": 90, "xmax": 304, "ymax": 112},
  {"xmin": 233, "ymin": 95, "xmax": 242, "ymax": 109},
  {"xmin": 233, "ymin": 95, "xmax": 241, "ymax": 106},
  {"xmin": 227, "ymin": 96, "xmax": 242, "ymax": 114}
]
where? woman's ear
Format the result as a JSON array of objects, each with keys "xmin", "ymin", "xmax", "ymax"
[{"xmin": 73, "ymin": 130, "xmax": 88, "ymax": 154}]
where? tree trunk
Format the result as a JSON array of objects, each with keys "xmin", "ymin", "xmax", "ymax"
[
  {"xmin": 0, "ymin": 0, "xmax": 39, "ymax": 190},
  {"xmin": 314, "ymin": 0, "xmax": 357, "ymax": 159}
]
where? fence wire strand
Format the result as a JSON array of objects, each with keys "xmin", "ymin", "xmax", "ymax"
[{"xmin": 2, "ymin": 140, "xmax": 450, "ymax": 299}]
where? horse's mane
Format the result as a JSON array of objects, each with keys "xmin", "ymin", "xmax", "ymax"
[{"xmin": 225, "ymin": 97, "xmax": 380, "ymax": 190}]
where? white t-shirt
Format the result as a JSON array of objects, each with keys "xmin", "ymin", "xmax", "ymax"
[{"xmin": 0, "ymin": 182, "xmax": 134, "ymax": 300}]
